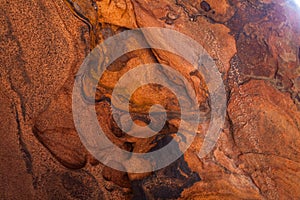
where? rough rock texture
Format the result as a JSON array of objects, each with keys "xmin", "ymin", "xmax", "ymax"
[{"xmin": 1, "ymin": 0, "xmax": 300, "ymax": 199}]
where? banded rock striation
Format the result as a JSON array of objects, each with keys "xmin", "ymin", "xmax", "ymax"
[{"xmin": 1, "ymin": 0, "xmax": 300, "ymax": 199}]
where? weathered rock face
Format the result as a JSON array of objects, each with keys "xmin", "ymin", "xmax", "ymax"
[{"xmin": 1, "ymin": 0, "xmax": 300, "ymax": 200}]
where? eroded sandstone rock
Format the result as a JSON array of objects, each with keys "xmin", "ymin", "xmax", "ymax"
[{"xmin": 1, "ymin": 0, "xmax": 300, "ymax": 199}]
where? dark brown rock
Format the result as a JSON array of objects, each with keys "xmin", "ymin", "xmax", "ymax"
[{"xmin": 102, "ymin": 161, "xmax": 131, "ymax": 188}]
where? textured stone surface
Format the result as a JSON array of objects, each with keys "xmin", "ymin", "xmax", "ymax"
[{"xmin": 1, "ymin": 0, "xmax": 300, "ymax": 199}]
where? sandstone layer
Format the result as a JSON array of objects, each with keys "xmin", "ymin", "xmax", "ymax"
[{"xmin": 1, "ymin": 0, "xmax": 300, "ymax": 199}]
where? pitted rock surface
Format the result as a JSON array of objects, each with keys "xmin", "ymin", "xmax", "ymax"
[{"xmin": 1, "ymin": 0, "xmax": 300, "ymax": 199}]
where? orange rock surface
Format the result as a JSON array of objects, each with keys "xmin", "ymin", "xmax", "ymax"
[{"xmin": 1, "ymin": 0, "xmax": 300, "ymax": 199}]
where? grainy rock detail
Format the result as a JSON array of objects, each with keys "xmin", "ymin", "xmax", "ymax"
[{"xmin": 1, "ymin": 0, "xmax": 300, "ymax": 199}]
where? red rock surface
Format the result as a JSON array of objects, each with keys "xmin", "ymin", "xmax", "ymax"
[{"xmin": 1, "ymin": 0, "xmax": 300, "ymax": 199}]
